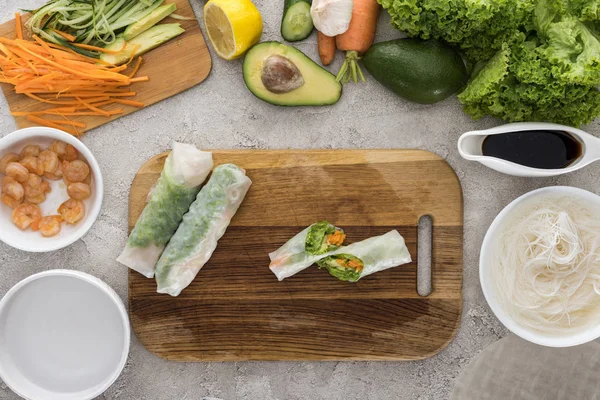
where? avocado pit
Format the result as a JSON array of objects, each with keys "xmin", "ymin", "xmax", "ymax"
[{"xmin": 261, "ymin": 55, "xmax": 305, "ymax": 94}]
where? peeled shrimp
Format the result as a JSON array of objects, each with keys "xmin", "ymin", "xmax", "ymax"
[
  {"xmin": 12, "ymin": 203, "xmax": 42, "ymax": 230},
  {"xmin": 2, "ymin": 176, "xmax": 24, "ymax": 200},
  {"xmin": 0, "ymin": 153, "xmax": 19, "ymax": 174},
  {"xmin": 62, "ymin": 160, "xmax": 89, "ymax": 183},
  {"xmin": 67, "ymin": 182, "xmax": 91, "ymax": 200},
  {"xmin": 20, "ymin": 145, "xmax": 40, "ymax": 159},
  {"xmin": 51, "ymin": 141, "xmax": 78, "ymax": 161},
  {"xmin": 1, "ymin": 193, "xmax": 22, "ymax": 209},
  {"xmin": 38, "ymin": 150, "xmax": 59, "ymax": 174},
  {"xmin": 44, "ymin": 162, "xmax": 63, "ymax": 180},
  {"xmin": 58, "ymin": 199, "xmax": 85, "ymax": 224},
  {"xmin": 39, "ymin": 215, "xmax": 63, "ymax": 237},
  {"xmin": 24, "ymin": 174, "xmax": 50, "ymax": 198},
  {"xmin": 6, "ymin": 162, "xmax": 29, "ymax": 183},
  {"xmin": 25, "ymin": 192, "xmax": 47, "ymax": 204},
  {"xmin": 19, "ymin": 156, "xmax": 42, "ymax": 175}
]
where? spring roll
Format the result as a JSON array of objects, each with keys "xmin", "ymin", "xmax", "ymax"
[
  {"xmin": 155, "ymin": 164, "xmax": 252, "ymax": 296},
  {"xmin": 317, "ymin": 230, "xmax": 412, "ymax": 282},
  {"xmin": 269, "ymin": 221, "xmax": 346, "ymax": 281},
  {"xmin": 117, "ymin": 142, "xmax": 213, "ymax": 278}
]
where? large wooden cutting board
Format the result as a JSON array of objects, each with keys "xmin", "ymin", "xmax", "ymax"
[
  {"xmin": 0, "ymin": 0, "xmax": 211, "ymax": 132},
  {"xmin": 128, "ymin": 150, "xmax": 463, "ymax": 361}
]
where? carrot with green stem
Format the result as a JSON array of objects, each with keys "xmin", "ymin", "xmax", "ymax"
[{"xmin": 335, "ymin": 0, "xmax": 379, "ymax": 83}]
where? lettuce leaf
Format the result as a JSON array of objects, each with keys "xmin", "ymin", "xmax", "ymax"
[{"xmin": 381, "ymin": 0, "xmax": 600, "ymax": 126}]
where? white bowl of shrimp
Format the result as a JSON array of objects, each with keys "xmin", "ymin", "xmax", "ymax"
[{"xmin": 0, "ymin": 127, "xmax": 103, "ymax": 252}]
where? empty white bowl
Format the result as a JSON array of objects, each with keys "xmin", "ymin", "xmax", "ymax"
[
  {"xmin": 480, "ymin": 186, "xmax": 600, "ymax": 347},
  {"xmin": 0, "ymin": 127, "xmax": 103, "ymax": 252},
  {"xmin": 0, "ymin": 270, "xmax": 130, "ymax": 400}
]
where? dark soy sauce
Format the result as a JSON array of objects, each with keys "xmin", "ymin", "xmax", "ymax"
[{"xmin": 482, "ymin": 130, "xmax": 583, "ymax": 169}]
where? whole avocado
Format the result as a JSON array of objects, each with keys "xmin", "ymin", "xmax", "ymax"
[{"xmin": 362, "ymin": 39, "xmax": 468, "ymax": 104}]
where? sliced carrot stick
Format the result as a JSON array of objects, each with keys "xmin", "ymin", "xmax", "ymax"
[
  {"xmin": 26, "ymin": 115, "xmax": 79, "ymax": 135},
  {"xmin": 44, "ymin": 118, "xmax": 86, "ymax": 128},
  {"xmin": 129, "ymin": 76, "xmax": 149, "ymax": 83},
  {"xmin": 72, "ymin": 42, "xmax": 127, "ymax": 54},
  {"xmin": 128, "ymin": 57, "xmax": 143, "ymax": 78},
  {"xmin": 11, "ymin": 107, "xmax": 77, "ymax": 116},
  {"xmin": 109, "ymin": 98, "xmax": 144, "ymax": 107},
  {"xmin": 51, "ymin": 29, "xmax": 76, "ymax": 42},
  {"xmin": 55, "ymin": 110, "xmax": 123, "ymax": 116},
  {"xmin": 75, "ymin": 97, "xmax": 111, "ymax": 117},
  {"xmin": 15, "ymin": 13, "xmax": 23, "ymax": 40}
]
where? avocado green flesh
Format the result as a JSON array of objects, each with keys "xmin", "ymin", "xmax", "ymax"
[
  {"xmin": 123, "ymin": 3, "xmax": 177, "ymax": 41},
  {"xmin": 363, "ymin": 39, "xmax": 468, "ymax": 104},
  {"xmin": 281, "ymin": 2, "xmax": 313, "ymax": 42},
  {"xmin": 243, "ymin": 42, "xmax": 342, "ymax": 106},
  {"xmin": 101, "ymin": 23, "xmax": 184, "ymax": 65}
]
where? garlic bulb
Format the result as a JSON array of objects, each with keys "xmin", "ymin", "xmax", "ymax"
[{"xmin": 310, "ymin": 0, "xmax": 354, "ymax": 37}]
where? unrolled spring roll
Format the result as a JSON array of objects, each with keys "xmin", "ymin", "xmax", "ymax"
[
  {"xmin": 317, "ymin": 230, "xmax": 412, "ymax": 282},
  {"xmin": 155, "ymin": 164, "xmax": 252, "ymax": 296},
  {"xmin": 269, "ymin": 221, "xmax": 346, "ymax": 281},
  {"xmin": 117, "ymin": 142, "xmax": 213, "ymax": 278}
]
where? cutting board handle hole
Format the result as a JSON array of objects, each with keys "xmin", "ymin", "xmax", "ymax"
[{"xmin": 417, "ymin": 215, "xmax": 433, "ymax": 297}]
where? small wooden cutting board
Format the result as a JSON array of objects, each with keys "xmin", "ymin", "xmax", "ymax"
[
  {"xmin": 128, "ymin": 149, "xmax": 463, "ymax": 361},
  {"xmin": 0, "ymin": 0, "xmax": 211, "ymax": 133}
]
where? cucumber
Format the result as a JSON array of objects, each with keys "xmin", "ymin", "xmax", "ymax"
[
  {"xmin": 100, "ymin": 24, "xmax": 185, "ymax": 65},
  {"xmin": 123, "ymin": 4, "xmax": 177, "ymax": 41},
  {"xmin": 281, "ymin": 0, "xmax": 313, "ymax": 42}
]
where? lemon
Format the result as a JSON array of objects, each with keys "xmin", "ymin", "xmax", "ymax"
[{"xmin": 204, "ymin": 0, "xmax": 263, "ymax": 60}]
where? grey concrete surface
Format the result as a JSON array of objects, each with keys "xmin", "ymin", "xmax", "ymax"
[{"xmin": 0, "ymin": 1, "xmax": 599, "ymax": 400}]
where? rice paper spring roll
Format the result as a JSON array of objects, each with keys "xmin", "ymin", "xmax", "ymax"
[
  {"xmin": 317, "ymin": 230, "xmax": 412, "ymax": 282},
  {"xmin": 269, "ymin": 221, "xmax": 346, "ymax": 281},
  {"xmin": 155, "ymin": 164, "xmax": 252, "ymax": 296},
  {"xmin": 117, "ymin": 142, "xmax": 213, "ymax": 278}
]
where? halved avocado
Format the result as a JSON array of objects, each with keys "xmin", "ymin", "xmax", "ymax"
[{"xmin": 243, "ymin": 42, "xmax": 342, "ymax": 106}]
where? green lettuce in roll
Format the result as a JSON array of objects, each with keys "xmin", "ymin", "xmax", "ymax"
[
  {"xmin": 317, "ymin": 254, "xmax": 365, "ymax": 282},
  {"xmin": 117, "ymin": 142, "xmax": 213, "ymax": 278},
  {"xmin": 317, "ymin": 230, "xmax": 412, "ymax": 282},
  {"xmin": 305, "ymin": 221, "xmax": 346, "ymax": 255},
  {"xmin": 155, "ymin": 163, "xmax": 252, "ymax": 296}
]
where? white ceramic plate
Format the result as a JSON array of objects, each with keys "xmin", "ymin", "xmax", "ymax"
[
  {"xmin": 0, "ymin": 270, "xmax": 130, "ymax": 400},
  {"xmin": 480, "ymin": 186, "xmax": 600, "ymax": 347},
  {"xmin": 0, "ymin": 127, "xmax": 103, "ymax": 252}
]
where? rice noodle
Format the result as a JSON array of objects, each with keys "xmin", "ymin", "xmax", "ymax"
[{"xmin": 492, "ymin": 195, "xmax": 600, "ymax": 334}]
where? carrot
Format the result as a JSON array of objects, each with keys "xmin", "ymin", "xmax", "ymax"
[
  {"xmin": 335, "ymin": 0, "xmax": 380, "ymax": 83},
  {"xmin": 0, "ymin": 35, "xmax": 148, "ymax": 133},
  {"xmin": 15, "ymin": 13, "xmax": 23, "ymax": 40},
  {"xmin": 317, "ymin": 32, "xmax": 336, "ymax": 66},
  {"xmin": 72, "ymin": 42, "xmax": 127, "ymax": 54},
  {"xmin": 26, "ymin": 115, "xmax": 79, "ymax": 135},
  {"xmin": 52, "ymin": 29, "xmax": 76, "ymax": 42},
  {"xmin": 128, "ymin": 57, "xmax": 143, "ymax": 78},
  {"xmin": 45, "ymin": 119, "xmax": 86, "ymax": 128},
  {"xmin": 108, "ymin": 98, "xmax": 145, "ymax": 107}
]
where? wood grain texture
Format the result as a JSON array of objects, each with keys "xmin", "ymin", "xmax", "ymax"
[
  {"xmin": 128, "ymin": 150, "xmax": 464, "ymax": 361},
  {"xmin": 0, "ymin": 0, "xmax": 211, "ymax": 133}
]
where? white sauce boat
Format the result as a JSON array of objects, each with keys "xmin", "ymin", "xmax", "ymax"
[{"xmin": 458, "ymin": 122, "xmax": 600, "ymax": 177}]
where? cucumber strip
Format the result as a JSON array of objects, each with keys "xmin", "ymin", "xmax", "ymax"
[{"xmin": 281, "ymin": 0, "xmax": 313, "ymax": 42}]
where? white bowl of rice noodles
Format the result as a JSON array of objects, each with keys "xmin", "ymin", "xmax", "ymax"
[{"xmin": 480, "ymin": 186, "xmax": 600, "ymax": 347}]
